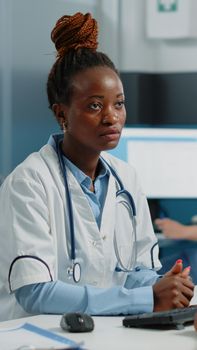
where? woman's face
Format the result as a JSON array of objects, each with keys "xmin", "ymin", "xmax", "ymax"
[{"xmin": 60, "ymin": 66, "xmax": 126, "ymax": 154}]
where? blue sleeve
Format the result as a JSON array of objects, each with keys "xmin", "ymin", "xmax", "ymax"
[
  {"xmin": 15, "ymin": 272, "xmax": 157, "ymax": 316},
  {"xmin": 124, "ymin": 268, "xmax": 161, "ymax": 289}
]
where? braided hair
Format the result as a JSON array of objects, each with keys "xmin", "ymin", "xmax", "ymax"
[{"xmin": 47, "ymin": 12, "xmax": 119, "ymax": 109}]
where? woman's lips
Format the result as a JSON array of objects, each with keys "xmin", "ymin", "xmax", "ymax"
[{"xmin": 100, "ymin": 129, "xmax": 120, "ymax": 141}]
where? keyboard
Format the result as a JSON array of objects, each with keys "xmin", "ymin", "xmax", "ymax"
[{"xmin": 123, "ymin": 305, "xmax": 197, "ymax": 330}]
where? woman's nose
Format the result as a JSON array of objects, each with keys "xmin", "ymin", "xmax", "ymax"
[{"xmin": 102, "ymin": 113, "xmax": 119, "ymax": 124}]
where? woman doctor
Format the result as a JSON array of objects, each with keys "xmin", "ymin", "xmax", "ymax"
[{"xmin": 0, "ymin": 12, "xmax": 194, "ymax": 321}]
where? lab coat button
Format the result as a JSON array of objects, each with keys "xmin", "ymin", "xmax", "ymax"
[
  {"xmin": 92, "ymin": 241, "xmax": 97, "ymax": 247},
  {"xmin": 102, "ymin": 235, "xmax": 106, "ymax": 240}
]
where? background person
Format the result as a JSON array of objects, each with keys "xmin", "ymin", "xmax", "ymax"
[
  {"xmin": 0, "ymin": 12, "xmax": 194, "ymax": 321},
  {"xmin": 155, "ymin": 217, "xmax": 197, "ymax": 283},
  {"xmin": 155, "ymin": 218, "xmax": 197, "ymax": 241}
]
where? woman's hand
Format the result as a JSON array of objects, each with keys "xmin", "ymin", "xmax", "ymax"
[{"xmin": 153, "ymin": 260, "xmax": 194, "ymax": 311}]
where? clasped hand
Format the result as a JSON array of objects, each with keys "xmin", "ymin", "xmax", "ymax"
[{"xmin": 153, "ymin": 259, "xmax": 195, "ymax": 311}]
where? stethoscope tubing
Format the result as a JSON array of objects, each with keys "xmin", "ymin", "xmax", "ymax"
[
  {"xmin": 56, "ymin": 141, "xmax": 139, "ymax": 281},
  {"xmin": 101, "ymin": 157, "xmax": 136, "ymax": 217},
  {"xmin": 56, "ymin": 141, "xmax": 76, "ymax": 261}
]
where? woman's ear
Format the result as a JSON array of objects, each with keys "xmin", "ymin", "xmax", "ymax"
[{"xmin": 52, "ymin": 104, "xmax": 67, "ymax": 129}]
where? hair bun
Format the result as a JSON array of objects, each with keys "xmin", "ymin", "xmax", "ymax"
[{"xmin": 51, "ymin": 12, "xmax": 98, "ymax": 57}]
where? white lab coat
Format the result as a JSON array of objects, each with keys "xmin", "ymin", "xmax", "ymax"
[{"xmin": 0, "ymin": 143, "xmax": 161, "ymax": 320}]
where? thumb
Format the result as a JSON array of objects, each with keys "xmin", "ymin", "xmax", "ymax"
[{"xmin": 164, "ymin": 259, "xmax": 183, "ymax": 276}]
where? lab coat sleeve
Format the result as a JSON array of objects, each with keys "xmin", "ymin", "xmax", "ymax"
[
  {"xmin": 15, "ymin": 279, "xmax": 154, "ymax": 316},
  {"xmin": 2, "ymin": 175, "xmax": 56, "ymax": 292}
]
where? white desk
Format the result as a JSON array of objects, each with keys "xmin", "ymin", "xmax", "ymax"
[{"xmin": 1, "ymin": 287, "xmax": 197, "ymax": 350}]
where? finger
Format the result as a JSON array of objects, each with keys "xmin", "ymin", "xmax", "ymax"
[
  {"xmin": 180, "ymin": 276, "xmax": 195, "ymax": 290},
  {"xmin": 165, "ymin": 259, "xmax": 183, "ymax": 276},
  {"xmin": 170, "ymin": 289, "xmax": 184, "ymax": 308},
  {"xmin": 175, "ymin": 293, "xmax": 191, "ymax": 307},
  {"xmin": 181, "ymin": 285, "xmax": 194, "ymax": 300},
  {"xmin": 181, "ymin": 266, "xmax": 191, "ymax": 279},
  {"xmin": 154, "ymin": 219, "xmax": 162, "ymax": 226},
  {"xmin": 172, "ymin": 277, "xmax": 194, "ymax": 304},
  {"xmin": 173, "ymin": 298, "xmax": 189, "ymax": 308},
  {"xmin": 171, "ymin": 288, "xmax": 191, "ymax": 308},
  {"xmin": 154, "ymin": 219, "xmax": 165, "ymax": 229}
]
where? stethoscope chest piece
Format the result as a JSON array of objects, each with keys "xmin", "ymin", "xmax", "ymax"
[{"xmin": 67, "ymin": 261, "xmax": 81, "ymax": 283}]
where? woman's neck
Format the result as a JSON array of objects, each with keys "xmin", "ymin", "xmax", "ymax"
[{"xmin": 61, "ymin": 139, "xmax": 100, "ymax": 180}]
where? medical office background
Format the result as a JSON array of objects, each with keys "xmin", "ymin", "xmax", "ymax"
[{"xmin": 1, "ymin": 0, "xmax": 197, "ymax": 225}]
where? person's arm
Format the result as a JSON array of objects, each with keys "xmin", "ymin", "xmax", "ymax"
[
  {"xmin": 15, "ymin": 279, "xmax": 154, "ymax": 316},
  {"xmin": 155, "ymin": 218, "xmax": 197, "ymax": 240},
  {"xmin": 15, "ymin": 261, "xmax": 194, "ymax": 316}
]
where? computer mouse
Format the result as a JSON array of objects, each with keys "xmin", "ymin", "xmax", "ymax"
[{"xmin": 60, "ymin": 312, "xmax": 94, "ymax": 333}]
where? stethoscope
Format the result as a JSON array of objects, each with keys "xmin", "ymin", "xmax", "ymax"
[{"xmin": 56, "ymin": 139, "xmax": 139, "ymax": 283}]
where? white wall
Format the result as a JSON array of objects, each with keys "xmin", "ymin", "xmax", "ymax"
[
  {"xmin": 119, "ymin": 0, "xmax": 197, "ymax": 72},
  {"xmin": 119, "ymin": 0, "xmax": 159, "ymax": 71}
]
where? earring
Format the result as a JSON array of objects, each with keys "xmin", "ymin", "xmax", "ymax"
[{"xmin": 62, "ymin": 122, "xmax": 67, "ymax": 133}]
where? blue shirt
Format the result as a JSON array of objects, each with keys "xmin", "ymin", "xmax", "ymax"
[
  {"xmin": 63, "ymin": 155, "xmax": 109, "ymax": 229},
  {"xmin": 15, "ymin": 134, "xmax": 159, "ymax": 316}
]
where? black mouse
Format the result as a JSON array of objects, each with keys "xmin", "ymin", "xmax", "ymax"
[{"xmin": 60, "ymin": 312, "xmax": 94, "ymax": 333}]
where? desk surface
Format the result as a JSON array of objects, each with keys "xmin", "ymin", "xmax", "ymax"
[{"xmin": 1, "ymin": 288, "xmax": 197, "ymax": 350}]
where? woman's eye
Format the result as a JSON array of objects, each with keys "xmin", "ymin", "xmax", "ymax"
[
  {"xmin": 115, "ymin": 101, "xmax": 125, "ymax": 109},
  {"xmin": 89, "ymin": 103, "xmax": 102, "ymax": 111}
]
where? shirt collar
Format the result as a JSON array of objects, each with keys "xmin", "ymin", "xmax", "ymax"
[{"xmin": 64, "ymin": 156, "xmax": 109, "ymax": 187}]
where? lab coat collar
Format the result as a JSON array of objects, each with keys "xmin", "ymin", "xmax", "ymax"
[{"xmin": 47, "ymin": 133, "xmax": 64, "ymax": 152}]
